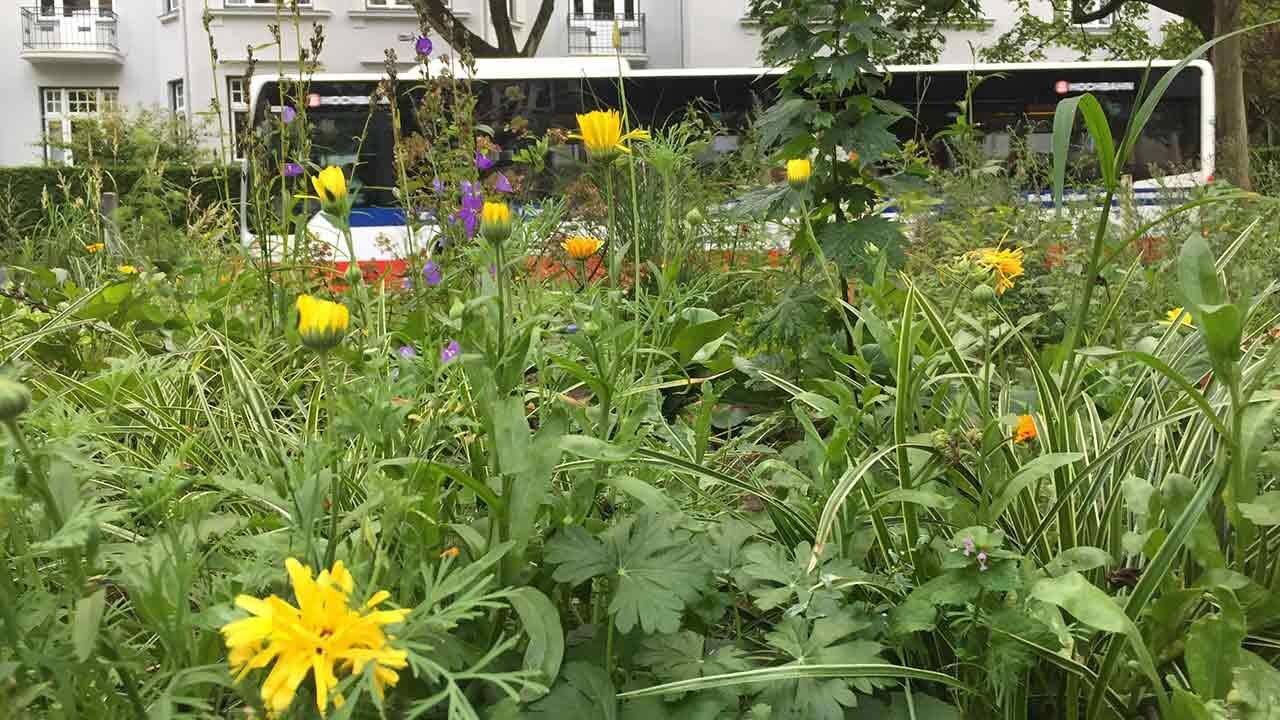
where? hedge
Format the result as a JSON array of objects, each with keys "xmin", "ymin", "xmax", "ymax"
[{"xmin": 0, "ymin": 164, "xmax": 242, "ymax": 233}]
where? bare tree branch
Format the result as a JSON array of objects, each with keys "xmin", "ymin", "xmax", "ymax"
[
  {"xmin": 1069, "ymin": 0, "xmax": 1131, "ymax": 24},
  {"xmin": 520, "ymin": 0, "xmax": 557, "ymax": 57},
  {"xmin": 489, "ymin": 0, "xmax": 518, "ymax": 54},
  {"xmin": 412, "ymin": 0, "xmax": 502, "ymax": 57}
]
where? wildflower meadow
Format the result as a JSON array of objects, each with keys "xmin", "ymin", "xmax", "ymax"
[{"xmin": 3, "ymin": 2, "xmax": 1280, "ymax": 719}]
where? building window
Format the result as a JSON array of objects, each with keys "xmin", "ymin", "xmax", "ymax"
[
  {"xmin": 572, "ymin": 0, "xmax": 637, "ymax": 19},
  {"xmin": 227, "ymin": 76, "xmax": 250, "ymax": 159},
  {"xmin": 224, "ymin": 0, "xmax": 312, "ymax": 6},
  {"xmin": 169, "ymin": 79, "xmax": 185, "ymax": 116},
  {"xmin": 40, "ymin": 87, "xmax": 118, "ymax": 165},
  {"xmin": 162, "ymin": 0, "xmax": 179, "ymax": 14},
  {"xmin": 365, "ymin": 0, "xmax": 416, "ymax": 7}
]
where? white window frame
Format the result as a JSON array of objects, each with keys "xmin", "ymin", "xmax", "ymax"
[
  {"xmin": 169, "ymin": 79, "xmax": 185, "ymax": 116},
  {"xmin": 572, "ymin": 0, "xmax": 637, "ymax": 18},
  {"xmin": 40, "ymin": 87, "xmax": 118, "ymax": 165},
  {"xmin": 162, "ymin": 0, "xmax": 179, "ymax": 14},
  {"xmin": 365, "ymin": 0, "xmax": 416, "ymax": 7},
  {"xmin": 227, "ymin": 76, "xmax": 250, "ymax": 160},
  {"xmin": 224, "ymin": 0, "xmax": 312, "ymax": 6}
]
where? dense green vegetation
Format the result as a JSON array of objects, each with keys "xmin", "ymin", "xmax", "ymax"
[{"xmin": 3, "ymin": 3, "xmax": 1280, "ymax": 719}]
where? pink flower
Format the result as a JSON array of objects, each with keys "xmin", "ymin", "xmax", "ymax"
[{"xmin": 440, "ymin": 340, "xmax": 461, "ymax": 364}]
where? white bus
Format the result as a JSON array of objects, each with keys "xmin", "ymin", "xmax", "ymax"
[{"xmin": 240, "ymin": 57, "xmax": 1214, "ymax": 264}]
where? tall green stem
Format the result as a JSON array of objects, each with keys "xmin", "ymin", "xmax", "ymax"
[{"xmin": 318, "ymin": 353, "xmax": 341, "ymax": 568}]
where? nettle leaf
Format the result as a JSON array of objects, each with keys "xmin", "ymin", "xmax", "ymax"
[
  {"xmin": 546, "ymin": 513, "xmax": 712, "ymax": 635},
  {"xmin": 757, "ymin": 97, "xmax": 817, "ymax": 150},
  {"xmin": 635, "ymin": 631, "xmax": 751, "ymax": 686},
  {"xmin": 816, "ymin": 215, "xmax": 904, "ymax": 280},
  {"xmin": 760, "ymin": 616, "xmax": 887, "ymax": 720}
]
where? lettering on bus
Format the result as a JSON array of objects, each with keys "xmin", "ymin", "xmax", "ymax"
[{"xmin": 1054, "ymin": 80, "xmax": 1137, "ymax": 94}]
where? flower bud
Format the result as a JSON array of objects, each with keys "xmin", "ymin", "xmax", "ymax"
[
  {"xmin": 971, "ymin": 284, "xmax": 997, "ymax": 305},
  {"xmin": 481, "ymin": 202, "xmax": 512, "ymax": 245},
  {"xmin": 0, "ymin": 376, "xmax": 31, "ymax": 422}
]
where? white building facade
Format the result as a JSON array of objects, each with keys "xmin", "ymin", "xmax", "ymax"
[{"xmin": 0, "ymin": 0, "xmax": 1176, "ymax": 166}]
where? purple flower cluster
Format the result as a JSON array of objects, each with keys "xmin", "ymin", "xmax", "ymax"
[
  {"xmin": 283, "ymin": 162, "xmax": 303, "ymax": 178},
  {"xmin": 450, "ymin": 180, "xmax": 484, "ymax": 239},
  {"xmin": 398, "ymin": 345, "xmax": 417, "ymax": 359},
  {"xmin": 440, "ymin": 340, "xmax": 461, "ymax": 364},
  {"xmin": 422, "ymin": 260, "xmax": 442, "ymax": 287},
  {"xmin": 959, "ymin": 537, "xmax": 989, "ymax": 572},
  {"xmin": 281, "ymin": 106, "xmax": 297, "ymax": 124},
  {"xmin": 494, "ymin": 172, "xmax": 513, "ymax": 194},
  {"xmin": 475, "ymin": 151, "xmax": 495, "ymax": 171},
  {"xmin": 415, "ymin": 36, "xmax": 433, "ymax": 57}
]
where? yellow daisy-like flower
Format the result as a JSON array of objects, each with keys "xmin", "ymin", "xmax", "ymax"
[
  {"xmin": 221, "ymin": 558, "xmax": 410, "ymax": 717},
  {"xmin": 1013, "ymin": 414, "xmax": 1037, "ymax": 444},
  {"xmin": 562, "ymin": 236, "xmax": 603, "ymax": 261},
  {"xmin": 311, "ymin": 166, "xmax": 349, "ymax": 215},
  {"xmin": 569, "ymin": 109, "xmax": 650, "ymax": 160},
  {"xmin": 968, "ymin": 247, "xmax": 1025, "ymax": 295},
  {"xmin": 481, "ymin": 201, "xmax": 513, "ymax": 245},
  {"xmin": 1160, "ymin": 307, "xmax": 1194, "ymax": 327},
  {"xmin": 118, "ymin": 265, "xmax": 138, "ymax": 274},
  {"xmin": 296, "ymin": 294, "xmax": 350, "ymax": 352},
  {"xmin": 85, "ymin": 242, "xmax": 105, "ymax": 253},
  {"xmin": 786, "ymin": 159, "xmax": 811, "ymax": 189}
]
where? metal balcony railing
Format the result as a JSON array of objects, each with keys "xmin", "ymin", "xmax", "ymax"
[
  {"xmin": 568, "ymin": 13, "xmax": 646, "ymax": 56},
  {"xmin": 21, "ymin": 7, "xmax": 120, "ymax": 53}
]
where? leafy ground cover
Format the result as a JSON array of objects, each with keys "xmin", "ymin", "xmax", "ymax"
[{"xmin": 4, "ymin": 6, "xmax": 1280, "ymax": 720}]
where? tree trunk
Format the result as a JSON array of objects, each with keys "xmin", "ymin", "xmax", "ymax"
[{"xmin": 1211, "ymin": 0, "xmax": 1251, "ymax": 189}]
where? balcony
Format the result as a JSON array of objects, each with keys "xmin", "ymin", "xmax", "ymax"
[
  {"xmin": 20, "ymin": 7, "xmax": 123, "ymax": 64},
  {"xmin": 568, "ymin": 13, "xmax": 646, "ymax": 58}
]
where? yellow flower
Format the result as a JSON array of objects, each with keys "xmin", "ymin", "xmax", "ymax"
[
  {"xmin": 1161, "ymin": 307, "xmax": 1194, "ymax": 327},
  {"xmin": 968, "ymin": 247, "xmax": 1025, "ymax": 295},
  {"xmin": 296, "ymin": 294, "xmax": 350, "ymax": 352},
  {"xmin": 562, "ymin": 236, "xmax": 603, "ymax": 261},
  {"xmin": 84, "ymin": 242, "xmax": 105, "ymax": 253},
  {"xmin": 118, "ymin": 265, "xmax": 138, "ymax": 274},
  {"xmin": 440, "ymin": 546, "xmax": 460, "ymax": 559},
  {"xmin": 786, "ymin": 159, "xmax": 811, "ymax": 189},
  {"xmin": 221, "ymin": 558, "xmax": 410, "ymax": 717},
  {"xmin": 1013, "ymin": 414, "xmax": 1037, "ymax": 443},
  {"xmin": 481, "ymin": 201, "xmax": 513, "ymax": 244},
  {"xmin": 311, "ymin": 166, "xmax": 348, "ymax": 215},
  {"xmin": 569, "ymin": 110, "xmax": 650, "ymax": 160}
]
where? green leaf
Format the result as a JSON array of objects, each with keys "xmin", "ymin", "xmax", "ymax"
[
  {"xmin": 507, "ymin": 416, "xmax": 566, "ymax": 558},
  {"xmin": 73, "ymin": 589, "xmax": 106, "ymax": 662},
  {"xmin": 1169, "ymin": 688, "xmax": 1214, "ymax": 720},
  {"xmin": 1239, "ymin": 493, "xmax": 1280, "ymax": 526},
  {"xmin": 524, "ymin": 661, "xmax": 617, "ymax": 719},
  {"xmin": 508, "ymin": 587, "xmax": 565, "ymax": 700},
  {"xmin": 875, "ymin": 488, "xmax": 956, "ymax": 512},
  {"xmin": 1043, "ymin": 547, "xmax": 1113, "ymax": 578},
  {"xmin": 989, "ymin": 452, "xmax": 1084, "ymax": 521},
  {"xmin": 1232, "ymin": 649, "xmax": 1280, "ymax": 719},
  {"xmin": 601, "ymin": 473, "xmax": 677, "ymax": 513},
  {"xmin": 1030, "ymin": 572, "xmax": 1133, "ymax": 635},
  {"xmin": 1186, "ymin": 588, "xmax": 1244, "ymax": 700},
  {"xmin": 817, "ymin": 215, "xmax": 903, "ymax": 280},
  {"xmin": 545, "ymin": 513, "xmax": 711, "ymax": 634},
  {"xmin": 1197, "ymin": 302, "xmax": 1244, "ymax": 369},
  {"xmin": 761, "ymin": 616, "xmax": 887, "ymax": 719},
  {"xmin": 890, "ymin": 571, "xmax": 980, "ymax": 635},
  {"xmin": 672, "ymin": 316, "xmax": 734, "ymax": 366},
  {"xmin": 559, "ymin": 435, "xmax": 636, "ymax": 462},
  {"xmin": 544, "ymin": 526, "xmax": 612, "ymax": 587},
  {"xmin": 491, "ymin": 396, "xmax": 532, "ymax": 477},
  {"xmin": 1177, "ymin": 233, "xmax": 1225, "ymax": 308},
  {"xmin": 635, "ymin": 631, "xmax": 751, "ymax": 686}
]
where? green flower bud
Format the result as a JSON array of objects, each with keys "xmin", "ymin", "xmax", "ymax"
[
  {"xmin": 0, "ymin": 376, "xmax": 31, "ymax": 422},
  {"xmin": 971, "ymin": 284, "xmax": 997, "ymax": 305}
]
